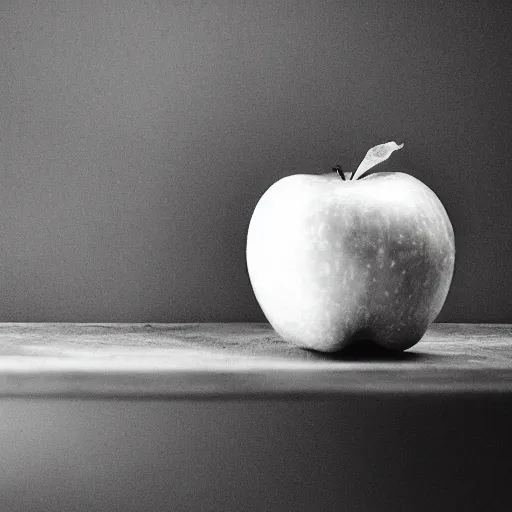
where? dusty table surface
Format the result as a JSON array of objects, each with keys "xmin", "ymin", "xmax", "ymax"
[{"xmin": 0, "ymin": 322, "xmax": 511, "ymax": 396}]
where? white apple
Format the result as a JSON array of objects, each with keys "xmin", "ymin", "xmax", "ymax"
[{"xmin": 246, "ymin": 142, "xmax": 455, "ymax": 352}]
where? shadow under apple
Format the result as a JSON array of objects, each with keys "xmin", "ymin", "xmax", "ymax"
[{"xmin": 304, "ymin": 338, "xmax": 434, "ymax": 362}]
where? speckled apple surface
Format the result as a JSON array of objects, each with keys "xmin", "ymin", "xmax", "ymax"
[{"xmin": 246, "ymin": 172, "xmax": 455, "ymax": 352}]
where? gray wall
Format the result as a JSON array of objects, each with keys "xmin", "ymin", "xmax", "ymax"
[{"xmin": 1, "ymin": 0, "xmax": 511, "ymax": 322}]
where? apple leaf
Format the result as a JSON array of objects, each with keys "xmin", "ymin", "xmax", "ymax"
[{"xmin": 351, "ymin": 141, "xmax": 404, "ymax": 181}]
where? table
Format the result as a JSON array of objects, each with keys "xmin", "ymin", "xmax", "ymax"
[{"xmin": 0, "ymin": 323, "xmax": 511, "ymax": 511}]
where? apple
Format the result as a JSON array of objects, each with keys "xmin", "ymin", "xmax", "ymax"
[{"xmin": 246, "ymin": 142, "xmax": 455, "ymax": 352}]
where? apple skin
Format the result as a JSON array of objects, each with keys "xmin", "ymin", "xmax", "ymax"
[{"xmin": 246, "ymin": 171, "xmax": 455, "ymax": 352}]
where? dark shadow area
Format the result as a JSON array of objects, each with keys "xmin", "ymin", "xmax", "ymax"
[{"xmin": 306, "ymin": 339, "xmax": 435, "ymax": 362}]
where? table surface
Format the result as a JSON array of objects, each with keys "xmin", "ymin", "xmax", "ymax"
[{"xmin": 0, "ymin": 322, "xmax": 511, "ymax": 397}]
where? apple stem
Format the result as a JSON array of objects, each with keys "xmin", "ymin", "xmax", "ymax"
[{"xmin": 331, "ymin": 165, "xmax": 345, "ymax": 181}]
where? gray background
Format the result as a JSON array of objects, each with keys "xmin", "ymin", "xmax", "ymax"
[{"xmin": 1, "ymin": 0, "xmax": 511, "ymax": 322}]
